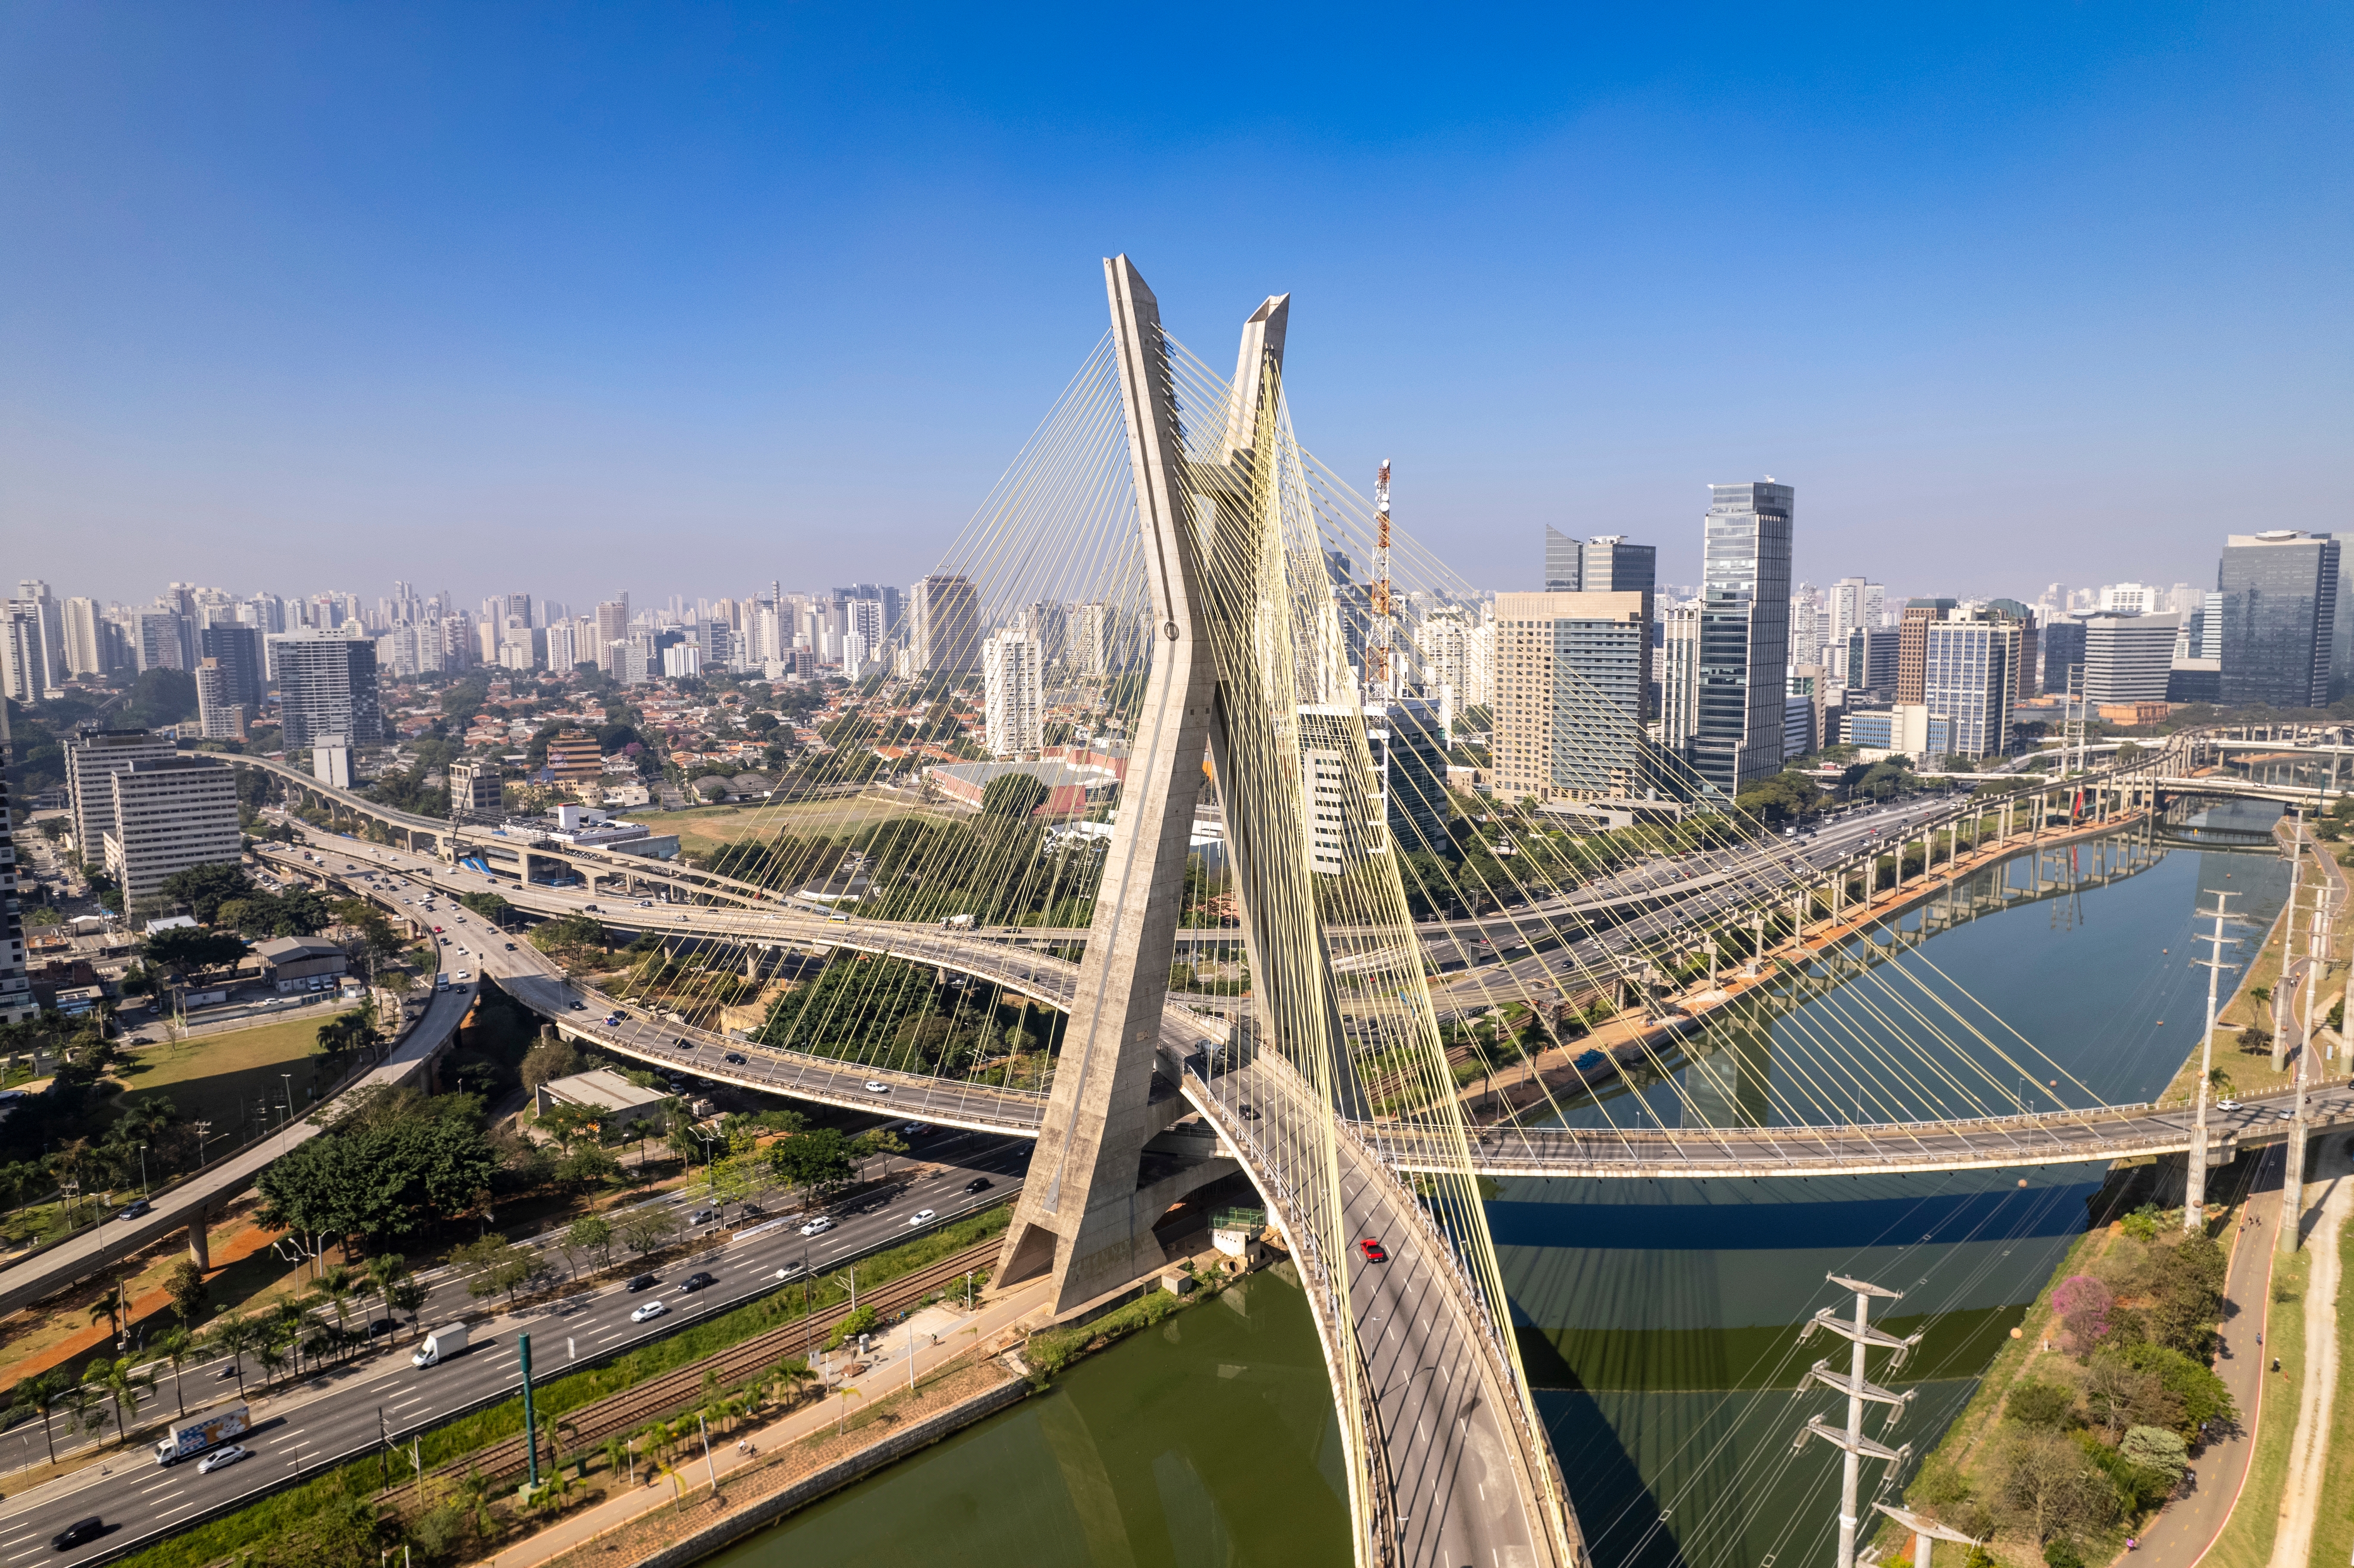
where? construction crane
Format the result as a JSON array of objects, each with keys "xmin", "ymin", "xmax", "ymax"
[{"xmin": 1367, "ymin": 458, "xmax": 1393, "ymax": 698}]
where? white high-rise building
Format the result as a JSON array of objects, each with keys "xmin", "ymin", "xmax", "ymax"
[
  {"xmin": 1656, "ymin": 600, "xmax": 1703, "ymax": 751},
  {"xmin": 65, "ymin": 729, "xmax": 177, "ymax": 854},
  {"xmin": 1828, "ymin": 577, "xmax": 1884, "ymax": 637},
  {"xmin": 2097, "ymin": 582, "xmax": 2157, "ymax": 615},
  {"xmin": 1789, "ymin": 582, "xmax": 1822, "ymax": 668},
  {"xmin": 63, "ymin": 597, "xmax": 111, "ymax": 676},
  {"xmin": 103, "ymin": 758, "xmax": 243, "ymax": 908},
  {"xmin": 983, "ymin": 631, "xmax": 1043, "ymax": 756}
]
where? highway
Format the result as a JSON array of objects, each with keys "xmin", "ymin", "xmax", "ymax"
[
  {"xmin": 0, "ymin": 983, "xmax": 472, "ymax": 1319},
  {"xmin": 0, "ymin": 1127, "xmax": 1029, "ymax": 1567}
]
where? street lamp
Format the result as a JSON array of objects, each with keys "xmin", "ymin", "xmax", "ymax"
[
  {"xmin": 280, "ymin": 1073, "xmax": 295, "ymax": 1147},
  {"xmin": 136, "ymin": 1142, "xmax": 149, "ymax": 1198},
  {"xmin": 194, "ymin": 1120, "xmax": 215, "ymax": 1169}
]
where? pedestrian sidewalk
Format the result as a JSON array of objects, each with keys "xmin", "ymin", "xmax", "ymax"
[
  {"xmin": 476, "ymin": 1276, "xmax": 1055, "ymax": 1568},
  {"xmin": 2128, "ymin": 1147, "xmax": 2282, "ymax": 1568}
]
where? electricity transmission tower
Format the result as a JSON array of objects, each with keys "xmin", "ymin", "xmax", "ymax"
[{"xmin": 1793, "ymin": 1274, "xmax": 1923, "ymax": 1568}]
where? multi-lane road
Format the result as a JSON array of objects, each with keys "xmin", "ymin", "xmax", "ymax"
[{"xmin": 0, "ymin": 1128, "xmax": 1030, "ymax": 1567}]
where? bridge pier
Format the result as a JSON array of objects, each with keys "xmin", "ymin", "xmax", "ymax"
[{"xmin": 186, "ymin": 1206, "xmax": 210, "ymax": 1270}]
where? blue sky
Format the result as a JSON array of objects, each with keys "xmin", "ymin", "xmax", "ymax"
[{"xmin": 4, "ymin": 2, "xmax": 2347, "ymax": 611}]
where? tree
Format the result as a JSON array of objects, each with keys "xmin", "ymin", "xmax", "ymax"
[
  {"xmin": 565, "ymin": 1214, "xmax": 614, "ymax": 1275},
  {"xmin": 364, "ymin": 1252, "xmax": 406, "ymax": 1339},
  {"xmin": 82, "ymin": 1355, "xmax": 154, "ymax": 1447},
  {"xmin": 2006, "ymin": 1381, "xmax": 2076, "ymax": 1429},
  {"xmin": 852, "ymin": 1128, "xmax": 909, "ymax": 1181},
  {"xmin": 206, "ymin": 1313, "xmax": 260, "ymax": 1398},
  {"xmin": 155, "ymin": 1325, "xmax": 198, "ymax": 1417},
  {"xmin": 619, "ymin": 1207, "xmax": 683, "ymax": 1258},
  {"xmin": 2083, "ymin": 1351, "xmax": 2171, "ymax": 1436},
  {"xmin": 455, "ymin": 1237, "xmax": 537, "ymax": 1305},
  {"xmin": 768, "ymin": 1128, "xmax": 856, "ymax": 1207},
  {"xmin": 980, "ymin": 773, "xmax": 1050, "ymax": 818},
  {"xmin": 459, "ymin": 890, "xmax": 512, "ymax": 924},
  {"xmin": 386, "ymin": 1276, "xmax": 429, "ymax": 1339},
  {"xmin": 143, "ymin": 926, "xmax": 249, "ymax": 971},
  {"xmin": 2120, "ymin": 1424, "xmax": 2187, "ymax": 1485},
  {"xmin": 157, "ymin": 863, "xmax": 255, "ymax": 925},
  {"xmin": 523, "ymin": 1037, "xmax": 585, "ymax": 1096},
  {"xmin": 12, "ymin": 1369, "xmax": 70, "ymax": 1465},
  {"xmin": 165, "ymin": 1257, "xmax": 210, "ymax": 1325},
  {"xmin": 1990, "ymin": 1428, "xmax": 2116, "ymax": 1546}
]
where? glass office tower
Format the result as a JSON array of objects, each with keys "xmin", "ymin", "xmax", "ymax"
[
  {"xmin": 1691, "ymin": 482, "xmax": 1793, "ymax": 798},
  {"xmin": 2218, "ymin": 531, "xmax": 2339, "ymax": 709}
]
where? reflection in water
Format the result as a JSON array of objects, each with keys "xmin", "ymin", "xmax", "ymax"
[
  {"xmin": 709, "ymin": 809, "xmax": 2296, "ymax": 1568},
  {"xmin": 707, "ymin": 1273, "xmax": 1351, "ymax": 1568}
]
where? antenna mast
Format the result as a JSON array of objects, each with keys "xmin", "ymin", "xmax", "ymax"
[{"xmin": 1368, "ymin": 458, "xmax": 1394, "ymax": 699}]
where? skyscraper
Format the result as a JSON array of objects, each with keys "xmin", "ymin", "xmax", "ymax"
[
  {"xmin": 2218, "ymin": 531, "xmax": 2339, "ymax": 709},
  {"xmin": 983, "ymin": 631, "xmax": 1043, "ymax": 756},
  {"xmin": 1828, "ymin": 577, "xmax": 1884, "ymax": 637},
  {"xmin": 270, "ymin": 631, "xmax": 383, "ymax": 750},
  {"xmin": 1492, "ymin": 591, "xmax": 1651, "ymax": 802},
  {"xmin": 1692, "ymin": 482, "xmax": 1794, "ymax": 796},
  {"xmin": 2083, "ymin": 613, "xmax": 2180, "ymax": 703},
  {"xmin": 913, "ymin": 576, "xmax": 983, "ymax": 675},
  {"xmin": 1543, "ymin": 527, "xmax": 1581, "ymax": 592},
  {"xmin": 1896, "ymin": 599, "xmax": 1959, "ymax": 704},
  {"xmin": 1656, "ymin": 601, "xmax": 1702, "ymax": 751},
  {"xmin": 197, "ymin": 624, "xmax": 267, "ymax": 710},
  {"xmin": 1920, "ymin": 610, "xmax": 2022, "ymax": 759}
]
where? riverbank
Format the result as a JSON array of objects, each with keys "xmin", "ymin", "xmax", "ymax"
[
  {"xmin": 507, "ymin": 1260, "xmax": 1260, "ymax": 1568},
  {"xmin": 1879, "ymin": 1154, "xmax": 2256, "ymax": 1568}
]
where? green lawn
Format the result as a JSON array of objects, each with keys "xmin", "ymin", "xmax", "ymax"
[
  {"xmin": 2313, "ymin": 1219, "xmax": 2354, "ymax": 1568},
  {"xmin": 113, "ymin": 1015, "xmax": 341, "ymax": 1145}
]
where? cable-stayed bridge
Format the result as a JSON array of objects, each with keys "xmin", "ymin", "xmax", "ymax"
[{"xmin": 209, "ymin": 264, "xmax": 2354, "ymax": 1565}]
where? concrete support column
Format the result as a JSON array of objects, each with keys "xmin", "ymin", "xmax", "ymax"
[{"xmin": 187, "ymin": 1207, "xmax": 211, "ymax": 1270}]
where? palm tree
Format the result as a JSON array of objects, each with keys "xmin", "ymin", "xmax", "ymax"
[
  {"xmin": 255, "ymin": 1337, "xmax": 290, "ymax": 1391},
  {"xmin": 271, "ymin": 1298, "xmax": 308, "ymax": 1377},
  {"xmin": 206, "ymin": 1313, "xmax": 258, "ymax": 1399},
  {"xmin": 12, "ymin": 1369, "xmax": 69, "ymax": 1465},
  {"xmin": 83, "ymin": 1357, "xmax": 152, "ymax": 1447},
  {"xmin": 151, "ymin": 1326, "xmax": 199, "ymax": 1418},
  {"xmin": 310, "ymin": 1264, "xmax": 356, "ymax": 1359},
  {"xmin": 363, "ymin": 1253, "xmax": 406, "ymax": 1342}
]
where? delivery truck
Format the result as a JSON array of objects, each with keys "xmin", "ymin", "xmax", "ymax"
[
  {"xmin": 412, "ymin": 1322, "xmax": 470, "ymax": 1368},
  {"xmin": 154, "ymin": 1404, "xmax": 249, "ymax": 1466}
]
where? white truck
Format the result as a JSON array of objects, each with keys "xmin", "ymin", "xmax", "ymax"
[
  {"xmin": 154, "ymin": 1404, "xmax": 248, "ymax": 1466},
  {"xmin": 412, "ymin": 1322, "xmax": 470, "ymax": 1368}
]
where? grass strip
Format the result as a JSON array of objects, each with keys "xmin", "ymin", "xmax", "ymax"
[
  {"xmin": 2314, "ymin": 1215, "xmax": 2354, "ymax": 1568},
  {"xmin": 117, "ymin": 1204, "xmax": 1010, "ymax": 1568}
]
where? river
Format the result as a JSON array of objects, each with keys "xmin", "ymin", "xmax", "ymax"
[{"xmin": 707, "ymin": 800, "xmax": 2292, "ymax": 1568}]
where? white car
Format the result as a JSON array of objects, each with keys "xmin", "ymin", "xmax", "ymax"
[
  {"xmin": 798, "ymin": 1215, "xmax": 836, "ymax": 1237},
  {"xmin": 630, "ymin": 1300, "xmax": 667, "ymax": 1324},
  {"xmin": 773, "ymin": 1262, "xmax": 806, "ymax": 1280},
  {"xmin": 196, "ymin": 1444, "xmax": 250, "ymax": 1474},
  {"xmin": 2216, "ymin": 1098, "xmax": 2242, "ymax": 1111},
  {"xmin": 453, "ymin": 971, "xmax": 472, "ymax": 983},
  {"xmin": 907, "ymin": 1209, "xmax": 936, "ymax": 1226},
  {"xmin": 863, "ymin": 1080, "xmax": 889, "ymax": 1094}
]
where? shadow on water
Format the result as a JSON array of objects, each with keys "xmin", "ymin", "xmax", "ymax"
[{"xmin": 705, "ymin": 1271, "xmax": 1351, "ymax": 1568}]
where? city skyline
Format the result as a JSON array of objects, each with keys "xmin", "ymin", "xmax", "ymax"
[{"xmin": 6, "ymin": 5, "xmax": 2347, "ymax": 603}]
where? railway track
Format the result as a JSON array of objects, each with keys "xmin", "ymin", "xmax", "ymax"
[{"xmin": 383, "ymin": 1240, "xmax": 1003, "ymax": 1500}]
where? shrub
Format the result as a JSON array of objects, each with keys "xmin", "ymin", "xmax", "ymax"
[
  {"xmin": 2007, "ymin": 1381, "xmax": 2077, "ymax": 1429},
  {"xmin": 2119, "ymin": 1425, "xmax": 2188, "ymax": 1483}
]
